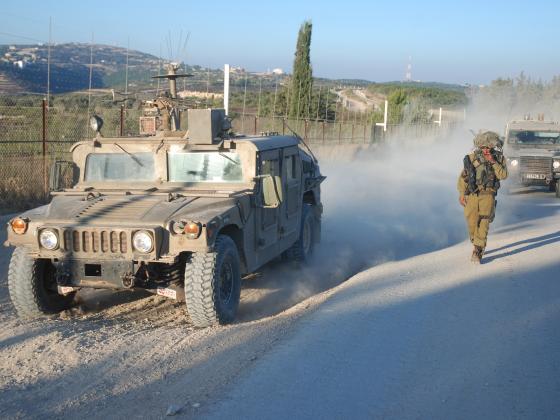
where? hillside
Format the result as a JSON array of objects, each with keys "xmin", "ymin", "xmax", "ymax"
[
  {"xmin": 0, "ymin": 43, "xmax": 160, "ymax": 94},
  {"xmin": 0, "ymin": 43, "xmax": 287, "ymax": 95}
]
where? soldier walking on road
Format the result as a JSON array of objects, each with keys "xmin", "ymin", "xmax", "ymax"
[{"xmin": 457, "ymin": 131, "xmax": 508, "ymax": 263}]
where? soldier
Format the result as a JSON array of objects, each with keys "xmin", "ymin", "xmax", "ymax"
[{"xmin": 457, "ymin": 131, "xmax": 508, "ymax": 263}]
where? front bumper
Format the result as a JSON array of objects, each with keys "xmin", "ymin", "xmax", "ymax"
[
  {"xmin": 508, "ymin": 156, "xmax": 560, "ymax": 186},
  {"xmin": 56, "ymin": 259, "xmax": 136, "ymax": 289}
]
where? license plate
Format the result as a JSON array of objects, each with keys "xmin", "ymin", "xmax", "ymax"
[
  {"xmin": 525, "ymin": 173, "xmax": 546, "ymax": 179},
  {"xmin": 58, "ymin": 286, "xmax": 78, "ymax": 295},
  {"xmin": 156, "ymin": 287, "xmax": 177, "ymax": 299}
]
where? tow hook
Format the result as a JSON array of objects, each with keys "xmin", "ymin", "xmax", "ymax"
[{"xmin": 121, "ymin": 273, "xmax": 136, "ymax": 289}]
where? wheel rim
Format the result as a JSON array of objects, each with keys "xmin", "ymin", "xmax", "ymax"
[
  {"xmin": 219, "ymin": 259, "xmax": 234, "ymax": 305},
  {"xmin": 302, "ymin": 218, "xmax": 312, "ymax": 256}
]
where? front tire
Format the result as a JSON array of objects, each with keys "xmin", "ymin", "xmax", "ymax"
[
  {"xmin": 8, "ymin": 247, "xmax": 75, "ymax": 318},
  {"xmin": 184, "ymin": 235, "xmax": 241, "ymax": 327},
  {"xmin": 283, "ymin": 204, "xmax": 315, "ymax": 262}
]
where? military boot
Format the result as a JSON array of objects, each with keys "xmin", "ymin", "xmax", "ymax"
[{"xmin": 471, "ymin": 246, "xmax": 483, "ymax": 264}]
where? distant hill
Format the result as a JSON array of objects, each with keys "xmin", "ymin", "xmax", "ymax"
[
  {"xmin": 0, "ymin": 43, "xmax": 159, "ymax": 94},
  {"xmin": 0, "ymin": 42, "xmax": 468, "ymax": 105}
]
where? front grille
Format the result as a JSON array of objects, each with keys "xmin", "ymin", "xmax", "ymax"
[
  {"xmin": 64, "ymin": 229, "xmax": 128, "ymax": 254},
  {"xmin": 520, "ymin": 156, "xmax": 552, "ymax": 174}
]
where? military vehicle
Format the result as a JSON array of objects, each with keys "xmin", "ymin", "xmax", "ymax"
[
  {"xmin": 5, "ymin": 64, "xmax": 325, "ymax": 327},
  {"xmin": 503, "ymin": 118, "xmax": 560, "ymax": 198}
]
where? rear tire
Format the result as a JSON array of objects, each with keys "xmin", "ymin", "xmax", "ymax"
[
  {"xmin": 8, "ymin": 247, "xmax": 75, "ymax": 318},
  {"xmin": 283, "ymin": 204, "xmax": 315, "ymax": 262},
  {"xmin": 184, "ymin": 235, "xmax": 241, "ymax": 327}
]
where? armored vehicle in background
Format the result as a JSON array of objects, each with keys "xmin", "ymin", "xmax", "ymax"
[
  {"xmin": 5, "ymin": 64, "xmax": 325, "ymax": 327},
  {"xmin": 504, "ymin": 118, "xmax": 560, "ymax": 197}
]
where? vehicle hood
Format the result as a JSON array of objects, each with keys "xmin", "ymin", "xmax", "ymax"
[{"xmin": 21, "ymin": 194, "xmax": 239, "ymax": 227}]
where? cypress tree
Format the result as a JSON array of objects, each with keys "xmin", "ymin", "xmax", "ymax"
[{"xmin": 289, "ymin": 20, "xmax": 313, "ymax": 119}]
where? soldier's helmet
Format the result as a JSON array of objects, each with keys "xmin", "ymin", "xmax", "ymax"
[{"xmin": 473, "ymin": 131, "xmax": 503, "ymax": 149}]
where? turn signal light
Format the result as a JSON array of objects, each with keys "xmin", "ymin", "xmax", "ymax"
[
  {"xmin": 184, "ymin": 222, "xmax": 202, "ymax": 239},
  {"xmin": 10, "ymin": 218, "xmax": 28, "ymax": 235},
  {"xmin": 171, "ymin": 220, "xmax": 202, "ymax": 239}
]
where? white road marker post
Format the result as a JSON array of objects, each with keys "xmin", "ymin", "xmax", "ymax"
[
  {"xmin": 375, "ymin": 100, "xmax": 388, "ymax": 132},
  {"xmin": 224, "ymin": 64, "xmax": 230, "ymax": 115},
  {"xmin": 434, "ymin": 107, "xmax": 442, "ymax": 127}
]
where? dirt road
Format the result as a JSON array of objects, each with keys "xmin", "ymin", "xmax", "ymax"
[{"xmin": 1, "ymin": 136, "xmax": 559, "ymax": 418}]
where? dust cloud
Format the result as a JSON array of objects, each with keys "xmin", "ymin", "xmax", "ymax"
[
  {"xmin": 239, "ymin": 132, "xmax": 474, "ymax": 321},
  {"xmin": 241, "ymin": 88, "xmax": 557, "ymax": 322}
]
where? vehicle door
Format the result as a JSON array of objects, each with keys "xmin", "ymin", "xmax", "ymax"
[
  {"xmin": 279, "ymin": 147, "xmax": 302, "ymax": 247},
  {"xmin": 256, "ymin": 149, "xmax": 281, "ymax": 262}
]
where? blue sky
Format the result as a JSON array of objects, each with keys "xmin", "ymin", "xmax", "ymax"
[{"xmin": 1, "ymin": 0, "xmax": 558, "ymax": 84}]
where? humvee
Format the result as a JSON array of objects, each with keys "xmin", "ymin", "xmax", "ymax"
[
  {"xmin": 4, "ymin": 65, "xmax": 325, "ymax": 327},
  {"xmin": 503, "ymin": 118, "xmax": 560, "ymax": 197}
]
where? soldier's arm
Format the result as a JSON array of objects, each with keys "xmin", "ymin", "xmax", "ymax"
[
  {"xmin": 492, "ymin": 155, "xmax": 508, "ymax": 180},
  {"xmin": 457, "ymin": 170, "xmax": 467, "ymax": 196}
]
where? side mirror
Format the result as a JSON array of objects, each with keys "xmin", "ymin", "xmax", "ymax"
[
  {"xmin": 260, "ymin": 174, "xmax": 283, "ymax": 208},
  {"xmin": 49, "ymin": 161, "xmax": 79, "ymax": 192}
]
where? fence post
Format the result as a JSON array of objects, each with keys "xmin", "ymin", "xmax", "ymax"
[
  {"xmin": 254, "ymin": 116, "xmax": 258, "ymax": 135},
  {"xmin": 338, "ymin": 123, "xmax": 342, "ymax": 144},
  {"xmin": 351, "ymin": 124, "xmax": 355, "ymax": 144},
  {"xmin": 322, "ymin": 121, "xmax": 325, "ymax": 144},
  {"xmin": 282, "ymin": 118, "xmax": 286, "ymax": 135},
  {"xmin": 120, "ymin": 104, "xmax": 125, "ymax": 136},
  {"xmin": 42, "ymin": 98, "xmax": 48, "ymax": 198},
  {"xmin": 304, "ymin": 119, "xmax": 308, "ymax": 140}
]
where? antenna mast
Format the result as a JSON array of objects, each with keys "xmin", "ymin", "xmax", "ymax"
[
  {"xmin": 47, "ymin": 17, "xmax": 52, "ymax": 107},
  {"xmin": 405, "ymin": 56, "xmax": 412, "ymax": 82},
  {"xmin": 124, "ymin": 37, "xmax": 129, "ymax": 95}
]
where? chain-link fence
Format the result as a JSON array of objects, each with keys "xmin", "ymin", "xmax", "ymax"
[
  {"xmin": 0, "ymin": 101, "xmax": 458, "ymax": 213},
  {"xmin": 0, "ymin": 100, "xmax": 144, "ymax": 212},
  {"xmin": 232, "ymin": 114, "xmax": 457, "ymax": 144}
]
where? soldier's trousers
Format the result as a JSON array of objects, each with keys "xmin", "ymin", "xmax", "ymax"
[{"xmin": 464, "ymin": 192, "xmax": 496, "ymax": 249}]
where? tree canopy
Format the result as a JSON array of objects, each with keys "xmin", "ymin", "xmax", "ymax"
[{"xmin": 289, "ymin": 21, "xmax": 313, "ymax": 119}]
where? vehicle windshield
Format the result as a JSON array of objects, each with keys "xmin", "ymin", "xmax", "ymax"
[
  {"xmin": 168, "ymin": 152, "xmax": 243, "ymax": 183},
  {"xmin": 508, "ymin": 130, "xmax": 560, "ymax": 145},
  {"xmin": 85, "ymin": 153, "xmax": 156, "ymax": 182}
]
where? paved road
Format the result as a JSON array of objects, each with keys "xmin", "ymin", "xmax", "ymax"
[{"xmin": 201, "ymin": 193, "xmax": 560, "ymax": 419}]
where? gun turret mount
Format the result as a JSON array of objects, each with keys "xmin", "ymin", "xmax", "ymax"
[{"xmin": 152, "ymin": 63, "xmax": 192, "ymax": 99}]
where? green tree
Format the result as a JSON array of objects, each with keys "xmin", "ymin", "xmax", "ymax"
[
  {"xmin": 388, "ymin": 89, "xmax": 408, "ymax": 124},
  {"xmin": 289, "ymin": 21, "xmax": 313, "ymax": 119}
]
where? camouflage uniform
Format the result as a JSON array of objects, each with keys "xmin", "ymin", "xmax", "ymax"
[{"xmin": 457, "ymin": 131, "xmax": 508, "ymax": 262}]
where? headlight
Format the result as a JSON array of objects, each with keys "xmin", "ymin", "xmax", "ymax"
[
  {"xmin": 89, "ymin": 115, "xmax": 104, "ymax": 133},
  {"xmin": 39, "ymin": 229, "xmax": 59, "ymax": 250},
  {"xmin": 510, "ymin": 159, "xmax": 518, "ymax": 167},
  {"xmin": 132, "ymin": 231, "xmax": 153, "ymax": 253},
  {"xmin": 10, "ymin": 217, "xmax": 28, "ymax": 235},
  {"xmin": 553, "ymin": 161, "xmax": 560, "ymax": 169}
]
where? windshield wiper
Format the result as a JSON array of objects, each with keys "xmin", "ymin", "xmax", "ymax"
[
  {"xmin": 114, "ymin": 143, "xmax": 144, "ymax": 167},
  {"xmin": 220, "ymin": 152, "xmax": 240, "ymax": 165}
]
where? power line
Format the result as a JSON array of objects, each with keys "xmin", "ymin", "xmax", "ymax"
[{"xmin": 0, "ymin": 31, "xmax": 45, "ymax": 43}]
